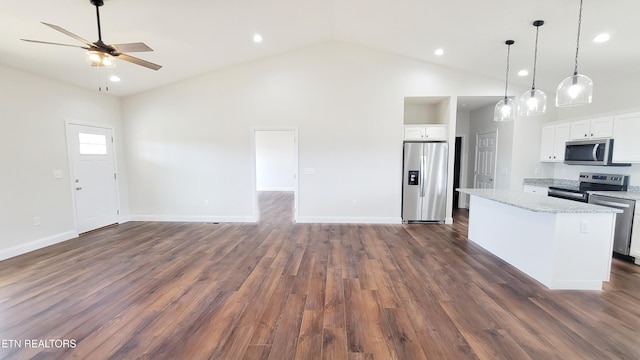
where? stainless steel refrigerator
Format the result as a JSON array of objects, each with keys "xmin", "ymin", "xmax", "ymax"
[{"xmin": 402, "ymin": 141, "xmax": 448, "ymax": 223}]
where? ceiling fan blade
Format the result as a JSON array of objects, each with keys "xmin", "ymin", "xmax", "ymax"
[
  {"xmin": 111, "ymin": 42, "xmax": 153, "ymax": 53},
  {"xmin": 42, "ymin": 22, "xmax": 94, "ymax": 47},
  {"xmin": 21, "ymin": 39, "xmax": 89, "ymax": 49},
  {"xmin": 117, "ymin": 53, "xmax": 162, "ymax": 71}
]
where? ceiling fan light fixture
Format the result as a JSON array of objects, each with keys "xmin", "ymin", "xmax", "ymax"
[{"xmin": 87, "ymin": 51, "xmax": 115, "ymax": 68}]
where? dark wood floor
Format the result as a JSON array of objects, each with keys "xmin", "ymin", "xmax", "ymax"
[{"xmin": 1, "ymin": 191, "xmax": 639, "ymax": 359}]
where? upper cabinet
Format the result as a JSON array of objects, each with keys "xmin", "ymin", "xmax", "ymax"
[
  {"xmin": 540, "ymin": 123, "xmax": 570, "ymax": 162},
  {"xmin": 403, "ymin": 96, "xmax": 450, "ymax": 141},
  {"xmin": 404, "ymin": 125, "xmax": 448, "ymax": 140},
  {"xmin": 612, "ymin": 111, "xmax": 640, "ymax": 163},
  {"xmin": 569, "ymin": 117, "xmax": 613, "ymax": 140}
]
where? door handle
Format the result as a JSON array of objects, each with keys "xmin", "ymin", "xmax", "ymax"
[
  {"xmin": 76, "ymin": 187, "xmax": 82, "ymax": 190},
  {"xmin": 420, "ymin": 155, "xmax": 426, "ymax": 197},
  {"xmin": 592, "ymin": 144, "xmax": 599, "ymax": 161},
  {"xmin": 489, "ymin": 178, "xmax": 493, "ymax": 182}
]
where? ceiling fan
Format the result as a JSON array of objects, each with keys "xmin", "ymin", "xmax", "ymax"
[{"xmin": 21, "ymin": 0, "xmax": 161, "ymax": 71}]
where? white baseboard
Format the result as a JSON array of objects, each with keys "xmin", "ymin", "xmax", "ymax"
[
  {"xmin": 128, "ymin": 215, "xmax": 258, "ymax": 223},
  {"xmin": 296, "ymin": 216, "xmax": 402, "ymax": 224},
  {"xmin": 0, "ymin": 230, "xmax": 78, "ymax": 261},
  {"xmin": 257, "ymin": 187, "xmax": 294, "ymax": 192},
  {"xmin": 118, "ymin": 216, "xmax": 132, "ymax": 224}
]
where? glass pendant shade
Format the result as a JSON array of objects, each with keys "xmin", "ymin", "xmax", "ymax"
[
  {"xmin": 494, "ymin": 40, "xmax": 516, "ymax": 122},
  {"xmin": 556, "ymin": 0, "xmax": 593, "ymax": 107},
  {"xmin": 494, "ymin": 97, "xmax": 517, "ymax": 122},
  {"xmin": 519, "ymin": 20, "xmax": 546, "ymax": 116},
  {"xmin": 556, "ymin": 73, "xmax": 593, "ymax": 107},
  {"xmin": 519, "ymin": 88, "xmax": 547, "ymax": 116}
]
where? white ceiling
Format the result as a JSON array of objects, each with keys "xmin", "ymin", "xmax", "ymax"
[{"xmin": 1, "ymin": 0, "xmax": 638, "ymax": 97}]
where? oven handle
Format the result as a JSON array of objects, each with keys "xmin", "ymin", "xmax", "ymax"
[
  {"xmin": 590, "ymin": 198, "xmax": 630, "ymax": 209},
  {"xmin": 548, "ymin": 189, "xmax": 585, "ymax": 199}
]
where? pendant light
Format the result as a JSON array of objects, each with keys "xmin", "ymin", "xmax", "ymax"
[
  {"xmin": 519, "ymin": 20, "xmax": 547, "ymax": 116},
  {"xmin": 494, "ymin": 40, "xmax": 517, "ymax": 122},
  {"xmin": 556, "ymin": 0, "xmax": 593, "ymax": 107}
]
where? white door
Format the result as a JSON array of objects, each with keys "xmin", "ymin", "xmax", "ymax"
[
  {"xmin": 67, "ymin": 123, "xmax": 119, "ymax": 233},
  {"xmin": 474, "ymin": 132, "xmax": 497, "ymax": 189}
]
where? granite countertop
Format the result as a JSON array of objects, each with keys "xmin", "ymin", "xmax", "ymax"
[
  {"xmin": 457, "ymin": 188, "xmax": 622, "ymax": 214},
  {"xmin": 522, "ymin": 178, "xmax": 579, "ymax": 188}
]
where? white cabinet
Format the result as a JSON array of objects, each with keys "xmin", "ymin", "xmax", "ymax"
[
  {"xmin": 569, "ymin": 117, "xmax": 613, "ymax": 140},
  {"xmin": 523, "ymin": 185, "xmax": 548, "ymax": 196},
  {"xmin": 612, "ymin": 111, "xmax": 640, "ymax": 163},
  {"xmin": 404, "ymin": 125, "xmax": 447, "ymax": 140},
  {"xmin": 540, "ymin": 123, "xmax": 570, "ymax": 162}
]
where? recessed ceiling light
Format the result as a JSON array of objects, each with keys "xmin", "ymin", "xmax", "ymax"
[
  {"xmin": 253, "ymin": 34, "xmax": 263, "ymax": 43},
  {"xmin": 593, "ymin": 33, "xmax": 610, "ymax": 43},
  {"xmin": 518, "ymin": 70, "xmax": 529, "ymax": 77},
  {"xmin": 434, "ymin": 48, "xmax": 444, "ymax": 56},
  {"xmin": 109, "ymin": 75, "xmax": 121, "ymax": 82}
]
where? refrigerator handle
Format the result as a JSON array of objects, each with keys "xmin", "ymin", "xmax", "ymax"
[{"xmin": 420, "ymin": 155, "xmax": 426, "ymax": 197}]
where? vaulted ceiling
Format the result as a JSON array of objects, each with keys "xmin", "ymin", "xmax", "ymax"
[{"xmin": 1, "ymin": 0, "xmax": 638, "ymax": 97}]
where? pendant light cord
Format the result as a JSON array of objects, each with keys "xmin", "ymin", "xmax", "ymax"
[
  {"xmin": 532, "ymin": 25, "xmax": 540, "ymax": 90},
  {"xmin": 504, "ymin": 42, "xmax": 512, "ymax": 100},
  {"xmin": 573, "ymin": 0, "xmax": 584, "ymax": 76}
]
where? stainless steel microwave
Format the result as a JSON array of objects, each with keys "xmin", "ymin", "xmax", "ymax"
[{"xmin": 564, "ymin": 138, "xmax": 629, "ymax": 166}]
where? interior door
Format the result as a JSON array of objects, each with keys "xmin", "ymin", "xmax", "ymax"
[
  {"xmin": 474, "ymin": 132, "xmax": 497, "ymax": 189},
  {"xmin": 67, "ymin": 123, "xmax": 118, "ymax": 233}
]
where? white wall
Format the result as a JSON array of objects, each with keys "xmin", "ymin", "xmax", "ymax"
[
  {"xmin": 123, "ymin": 40, "xmax": 511, "ymax": 223},
  {"xmin": 0, "ymin": 65, "xmax": 126, "ymax": 259},
  {"xmin": 255, "ymin": 130, "xmax": 295, "ymax": 191}
]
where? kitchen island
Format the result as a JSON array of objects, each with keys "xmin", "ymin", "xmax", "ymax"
[{"xmin": 457, "ymin": 189, "xmax": 621, "ymax": 290}]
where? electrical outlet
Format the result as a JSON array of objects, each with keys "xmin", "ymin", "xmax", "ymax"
[
  {"xmin": 580, "ymin": 220, "xmax": 589, "ymax": 233},
  {"xmin": 53, "ymin": 170, "xmax": 63, "ymax": 179},
  {"xmin": 352, "ymin": 200, "xmax": 357, "ymax": 207},
  {"xmin": 33, "ymin": 217, "xmax": 41, "ymax": 226},
  {"xmin": 534, "ymin": 167, "xmax": 541, "ymax": 175},
  {"xmin": 204, "ymin": 199, "xmax": 209, "ymax": 206}
]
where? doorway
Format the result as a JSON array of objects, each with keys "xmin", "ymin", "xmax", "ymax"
[
  {"xmin": 66, "ymin": 122, "xmax": 119, "ymax": 233},
  {"xmin": 474, "ymin": 131, "xmax": 498, "ymax": 189},
  {"xmin": 252, "ymin": 128, "xmax": 298, "ymax": 222},
  {"xmin": 453, "ymin": 136, "xmax": 462, "ymax": 209}
]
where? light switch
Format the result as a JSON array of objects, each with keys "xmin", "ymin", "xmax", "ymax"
[{"xmin": 303, "ymin": 168, "xmax": 316, "ymax": 175}]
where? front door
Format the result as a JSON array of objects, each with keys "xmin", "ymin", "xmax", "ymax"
[
  {"xmin": 67, "ymin": 123, "xmax": 119, "ymax": 233},
  {"xmin": 474, "ymin": 131, "xmax": 497, "ymax": 189}
]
